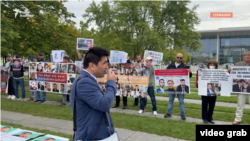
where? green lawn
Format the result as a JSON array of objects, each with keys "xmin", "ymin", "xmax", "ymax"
[
  {"xmin": 1, "ymin": 121, "xmax": 73, "ymax": 141},
  {"xmin": 1, "ymin": 99, "xmax": 201, "ymax": 140}
]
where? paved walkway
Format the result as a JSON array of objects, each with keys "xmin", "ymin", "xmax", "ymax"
[{"xmin": 1, "ymin": 110, "xmax": 188, "ymax": 141}]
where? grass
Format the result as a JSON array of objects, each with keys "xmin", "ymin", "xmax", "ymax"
[
  {"xmin": 1, "ymin": 98, "xmax": 200, "ymax": 140},
  {"xmin": 1, "ymin": 121, "xmax": 73, "ymax": 141}
]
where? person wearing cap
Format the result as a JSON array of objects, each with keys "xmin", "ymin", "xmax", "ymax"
[
  {"xmin": 164, "ymin": 53, "xmax": 192, "ymax": 120},
  {"xmin": 27, "ymin": 55, "xmax": 37, "ymax": 101},
  {"xmin": 138, "ymin": 56, "xmax": 157, "ymax": 116},
  {"xmin": 10, "ymin": 55, "xmax": 26, "ymax": 100},
  {"xmin": 5, "ymin": 54, "xmax": 16, "ymax": 100},
  {"xmin": 35, "ymin": 52, "xmax": 47, "ymax": 103}
]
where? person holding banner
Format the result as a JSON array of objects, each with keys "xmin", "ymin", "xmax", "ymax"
[
  {"xmin": 230, "ymin": 51, "xmax": 250, "ymax": 125},
  {"xmin": 196, "ymin": 60, "xmax": 218, "ymax": 124},
  {"xmin": 138, "ymin": 56, "xmax": 157, "ymax": 116},
  {"xmin": 164, "ymin": 53, "xmax": 192, "ymax": 120}
]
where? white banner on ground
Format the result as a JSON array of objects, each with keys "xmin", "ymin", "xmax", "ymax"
[
  {"xmin": 143, "ymin": 50, "xmax": 163, "ymax": 65},
  {"xmin": 230, "ymin": 66, "xmax": 250, "ymax": 94},
  {"xmin": 1, "ymin": 128, "xmax": 44, "ymax": 141},
  {"xmin": 31, "ymin": 134, "xmax": 69, "ymax": 141},
  {"xmin": 109, "ymin": 50, "xmax": 128, "ymax": 64},
  {"xmin": 51, "ymin": 50, "xmax": 65, "ymax": 63},
  {"xmin": 198, "ymin": 69, "xmax": 231, "ymax": 96}
]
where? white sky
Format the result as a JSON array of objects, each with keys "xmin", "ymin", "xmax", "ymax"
[{"xmin": 63, "ymin": 0, "xmax": 250, "ymax": 30}]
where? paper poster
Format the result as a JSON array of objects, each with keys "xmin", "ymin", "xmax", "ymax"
[
  {"xmin": 51, "ymin": 50, "xmax": 65, "ymax": 63},
  {"xmin": 13, "ymin": 58, "xmax": 22, "ymax": 70},
  {"xmin": 109, "ymin": 50, "xmax": 128, "ymax": 64},
  {"xmin": 1, "ymin": 125, "xmax": 17, "ymax": 133},
  {"xmin": 75, "ymin": 61, "xmax": 83, "ymax": 73},
  {"xmin": 198, "ymin": 69, "xmax": 231, "ymax": 96},
  {"xmin": 77, "ymin": 38, "xmax": 94, "ymax": 50},
  {"xmin": 1, "ymin": 128, "xmax": 44, "ymax": 141},
  {"xmin": 230, "ymin": 66, "xmax": 250, "ymax": 94},
  {"xmin": 23, "ymin": 59, "xmax": 29, "ymax": 67},
  {"xmin": 29, "ymin": 62, "xmax": 76, "ymax": 94},
  {"xmin": 1, "ymin": 71, "xmax": 8, "ymax": 92},
  {"xmin": 143, "ymin": 50, "xmax": 163, "ymax": 65},
  {"xmin": 97, "ymin": 65, "xmax": 149, "ymax": 98},
  {"xmin": 32, "ymin": 134, "xmax": 69, "ymax": 141},
  {"xmin": 154, "ymin": 69, "xmax": 190, "ymax": 94}
]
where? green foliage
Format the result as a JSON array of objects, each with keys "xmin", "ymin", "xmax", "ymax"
[{"xmin": 82, "ymin": 1, "xmax": 202, "ymax": 60}]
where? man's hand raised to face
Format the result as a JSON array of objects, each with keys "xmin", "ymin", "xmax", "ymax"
[{"xmin": 107, "ymin": 69, "xmax": 117, "ymax": 82}]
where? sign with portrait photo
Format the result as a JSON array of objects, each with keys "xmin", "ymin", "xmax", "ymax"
[
  {"xmin": 28, "ymin": 62, "xmax": 76, "ymax": 94},
  {"xmin": 143, "ymin": 50, "xmax": 163, "ymax": 65},
  {"xmin": 154, "ymin": 69, "xmax": 190, "ymax": 94},
  {"xmin": 12, "ymin": 59, "xmax": 22, "ymax": 71},
  {"xmin": 51, "ymin": 50, "xmax": 66, "ymax": 63},
  {"xmin": 230, "ymin": 66, "xmax": 250, "ymax": 94},
  {"xmin": 198, "ymin": 69, "xmax": 232, "ymax": 96},
  {"xmin": 109, "ymin": 50, "xmax": 128, "ymax": 64},
  {"xmin": 77, "ymin": 38, "xmax": 94, "ymax": 50}
]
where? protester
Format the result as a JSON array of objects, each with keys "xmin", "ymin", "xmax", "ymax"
[
  {"xmin": 27, "ymin": 55, "xmax": 37, "ymax": 101},
  {"xmin": 35, "ymin": 52, "xmax": 47, "ymax": 103},
  {"xmin": 70, "ymin": 47, "xmax": 117, "ymax": 140},
  {"xmin": 76, "ymin": 44, "xmax": 87, "ymax": 61},
  {"xmin": 10, "ymin": 55, "xmax": 26, "ymax": 100},
  {"xmin": 196, "ymin": 60, "xmax": 218, "ymax": 124},
  {"xmin": 138, "ymin": 56, "xmax": 157, "ymax": 116},
  {"xmin": 164, "ymin": 53, "xmax": 192, "ymax": 120},
  {"xmin": 62, "ymin": 56, "xmax": 71, "ymax": 105},
  {"xmin": 230, "ymin": 51, "xmax": 250, "ymax": 125},
  {"xmin": 5, "ymin": 54, "xmax": 15, "ymax": 100}
]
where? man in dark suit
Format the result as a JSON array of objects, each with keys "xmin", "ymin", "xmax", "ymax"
[
  {"xmin": 176, "ymin": 79, "xmax": 189, "ymax": 94},
  {"xmin": 68, "ymin": 74, "xmax": 75, "ymax": 83},
  {"xmin": 207, "ymin": 84, "xmax": 215, "ymax": 96},
  {"xmin": 70, "ymin": 47, "xmax": 117, "ymax": 141},
  {"xmin": 232, "ymin": 80, "xmax": 245, "ymax": 92},
  {"xmin": 247, "ymin": 85, "xmax": 250, "ymax": 93}
]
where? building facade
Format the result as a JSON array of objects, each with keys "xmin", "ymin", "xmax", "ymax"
[{"xmin": 189, "ymin": 27, "xmax": 250, "ymax": 65}]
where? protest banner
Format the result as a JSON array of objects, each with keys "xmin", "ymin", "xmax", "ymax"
[
  {"xmin": 198, "ymin": 69, "xmax": 231, "ymax": 96},
  {"xmin": 230, "ymin": 66, "xmax": 250, "ymax": 94},
  {"xmin": 109, "ymin": 50, "xmax": 128, "ymax": 64},
  {"xmin": 12, "ymin": 58, "xmax": 22, "ymax": 71},
  {"xmin": 77, "ymin": 38, "xmax": 94, "ymax": 50},
  {"xmin": 51, "ymin": 50, "xmax": 66, "ymax": 63},
  {"xmin": 1, "ymin": 71, "xmax": 8, "ymax": 92},
  {"xmin": 31, "ymin": 134, "xmax": 69, "ymax": 141},
  {"xmin": 29, "ymin": 62, "xmax": 76, "ymax": 94},
  {"xmin": 143, "ymin": 50, "xmax": 163, "ymax": 65},
  {"xmin": 154, "ymin": 69, "xmax": 190, "ymax": 94},
  {"xmin": 97, "ymin": 66, "xmax": 149, "ymax": 98},
  {"xmin": 75, "ymin": 61, "xmax": 83, "ymax": 73}
]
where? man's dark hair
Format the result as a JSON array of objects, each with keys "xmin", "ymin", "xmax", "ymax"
[
  {"xmin": 135, "ymin": 54, "xmax": 140, "ymax": 60},
  {"xmin": 83, "ymin": 47, "xmax": 109, "ymax": 69},
  {"xmin": 20, "ymin": 132, "xmax": 32, "ymax": 135},
  {"xmin": 180, "ymin": 79, "xmax": 185, "ymax": 81},
  {"xmin": 61, "ymin": 84, "xmax": 64, "ymax": 87},
  {"xmin": 159, "ymin": 79, "xmax": 164, "ymax": 82},
  {"xmin": 63, "ymin": 56, "xmax": 70, "ymax": 61},
  {"xmin": 53, "ymin": 83, "xmax": 57, "ymax": 86},
  {"xmin": 239, "ymin": 79, "xmax": 245, "ymax": 83}
]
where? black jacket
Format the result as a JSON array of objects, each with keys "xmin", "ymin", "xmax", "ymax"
[
  {"xmin": 37, "ymin": 58, "xmax": 47, "ymax": 62},
  {"xmin": 176, "ymin": 85, "xmax": 189, "ymax": 94},
  {"xmin": 166, "ymin": 62, "xmax": 192, "ymax": 78},
  {"xmin": 10, "ymin": 65, "xmax": 24, "ymax": 78}
]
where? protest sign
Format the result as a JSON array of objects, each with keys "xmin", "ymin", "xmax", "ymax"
[
  {"xmin": 31, "ymin": 134, "xmax": 69, "ymax": 141},
  {"xmin": 29, "ymin": 62, "xmax": 76, "ymax": 94},
  {"xmin": 154, "ymin": 69, "xmax": 190, "ymax": 94},
  {"xmin": 51, "ymin": 50, "xmax": 66, "ymax": 63},
  {"xmin": 13, "ymin": 58, "xmax": 22, "ymax": 70},
  {"xmin": 77, "ymin": 38, "xmax": 94, "ymax": 50},
  {"xmin": 1, "ymin": 71, "xmax": 8, "ymax": 92},
  {"xmin": 75, "ymin": 61, "xmax": 83, "ymax": 73},
  {"xmin": 230, "ymin": 66, "xmax": 250, "ymax": 94},
  {"xmin": 109, "ymin": 50, "xmax": 128, "ymax": 64},
  {"xmin": 143, "ymin": 50, "xmax": 163, "ymax": 65},
  {"xmin": 97, "ymin": 66, "xmax": 149, "ymax": 98},
  {"xmin": 198, "ymin": 69, "xmax": 231, "ymax": 96}
]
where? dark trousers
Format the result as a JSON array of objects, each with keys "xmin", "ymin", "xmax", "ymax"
[
  {"xmin": 8, "ymin": 77, "xmax": 15, "ymax": 95},
  {"xmin": 67, "ymin": 95, "xmax": 70, "ymax": 101},
  {"xmin": 202, "ymin": 96, "xmax": 217, "ymax": 121},
  {"xmin": 134, "ymin": 97, "xmax": 139, "ymax": 105},
  {"xmin": 122, "ymin": 96, "xmax": 127, "ymax": 106},
  {"xmin": 115, "ymin": 96, "xmax": 120, "ymax": 106}
]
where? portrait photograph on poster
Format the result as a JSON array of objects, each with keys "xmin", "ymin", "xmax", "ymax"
[
  {"xmin": 36, "ymin": 63, "xmax": 44, "ymax": 72},
  {"xmin": 154, "ymin": 69, "xmax": 190, "ymax": 94},
  {"xmin": 13, "ymin": 59, "xmax": 22, "ymax": 71},
  {"xmin": 29, "ymin": 72, "xmax": 37, "ymax": 80},
  {"xmin": 198, "ymin": 69, "xmax": 231, "ymax": 96},
  {"xmin": 230, "ymin": 66, "xmax": 250, "ymax": 94},
  {"xmin": 44, "ymin": 82, "xmax": 52, "ymax": 92},
  {"xmin": 29, "ymin": 63, "xmax": 36, "ymax": 72},
  {"xmin": 232, "ymin": 79, "xmax": 250, "ymax": 94},
  {"xmin": 52, "ymin": 83, "xmax": 60, "ymax": 92},
  {"xmin": 59, "ymin": 64, "xmax": 68, "ymax": 73},
  {"xmin": 29, "ymin": 81, "xmax": 37, "ymax": 91},
  {"xmin": 67, "ymin": 84, "xmax": 72, "ymax": 94},
  {"xmin": 51, "ymin": 63, "xmax": 60, "ymax": 73},
  {"xmin": 67, "ymin": 64, "xmax": 76, "ymax": 74},
  {"xmin": 59, "ymin": 84, "xmax": 67, "ymax": 94},
  {"xmin": 77, "ymin": 38, "xmax": 94, "ymax": 50},
  {"xmin": 43, "ymin": 63, "xmax": 52, "ymax": 73},
  {"xmin": 67, "ymin": 74, "xmax": 76, "ymax": 83}
]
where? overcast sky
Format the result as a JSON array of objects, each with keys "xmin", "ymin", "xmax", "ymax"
[{"xmin": 63, "ymin": 0, "xmax": 250, "ymax": 30}]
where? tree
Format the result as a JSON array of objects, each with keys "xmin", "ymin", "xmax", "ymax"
[{"xmin": 82, "ymin": 1, "xmax": 202, "ymax": 60}]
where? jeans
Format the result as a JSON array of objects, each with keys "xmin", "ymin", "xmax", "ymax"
[
  {"xmin": 140, "ymin": 86, "xmax": 157, "ymax": 111},
  {"xmin": 13, "ymin": 78, "xmax": 26, "ymax": 99},
  {"xmin": 31, "ymin": 91, "xmax": 36, "ymax": 99},
  {"xmin": 62, "ymin": 94, "xmax": 67, "ymax": 104},
  {"xmin": 167, "ymin": 94, "xmax": 185, "ymax": 116},
  {"xmin": 36, "ymin": 91, "xmax": 46, "ymax": 101}
]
